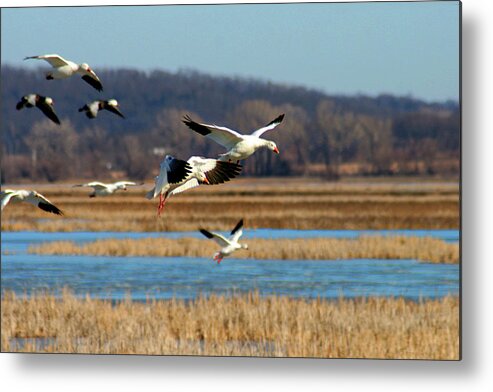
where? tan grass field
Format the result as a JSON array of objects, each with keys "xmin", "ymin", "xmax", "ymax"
[
  {"xmin": 1, "ymin": 290, "xmax": 459, "ymax": 359},
  {"xmin": 1, "ymin": 178, "xmax": 459, "ymax": 232},
  {"xmin": 28, "ymin": 235, "xmax": 459, "ymax": 264}
]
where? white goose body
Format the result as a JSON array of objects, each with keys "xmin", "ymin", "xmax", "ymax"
[
  {"xmin": 1, "ymin": 189, "xmax": 63, "ymax": 215},
  {"xmin": 182, "ymin": 114, "xmax": 284, "ymax": 162},
  {"xmin": 16, "ymin": 94, "xmax": 60, "ymax": 124},
  {"xmin": 146, "ymin": 155, "xmax": 241, "ymax": 215},
  {"xmin": 79, "ymin": 99, "xmax": 125, "ymax": 119},
  {"xmin": 25, "ymin": 54, "xmax": 103, "ymax": 91},
  {"xmin": 222, "ymin": 135, "xmax": 273, "ymax": 162},
  {"xmin": 73, "ymin": 181, "xmax": 141, "ymax": 197},
  {"xmin": 199, "ymin": 219, "xmax": 248, "ymax": 264}
]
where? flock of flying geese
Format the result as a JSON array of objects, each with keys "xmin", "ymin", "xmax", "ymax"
[{"xmin": 1, "ymin": 54, "xmax": 286, "ymax": 263}]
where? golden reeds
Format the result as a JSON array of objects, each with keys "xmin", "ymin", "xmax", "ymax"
[
  {"xmin": 0, "ymin": 179, "xmax": 459, "ymax": 232},
  {"xmin": 28, "ymin": 235, "xmax": 459, "ymax": 263},
  {"xmin": 0, "ymin": 290, "xmax": 459, "ymax": 359}
]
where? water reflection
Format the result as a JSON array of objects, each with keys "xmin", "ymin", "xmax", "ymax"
[{"xmin": 1, "ymin": 254, "xmax": 458, "ymax": 301}]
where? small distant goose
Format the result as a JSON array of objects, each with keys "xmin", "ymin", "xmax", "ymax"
[
  {"xmin": 182, "ymin": 114, "xmax": 284, "ymax": 162},
  {"xmin": 1, "ymin": 189, "xmax": 63, "ymax": 215},
  {"xmin": 199, "ymin": 219, "xmax": 248, "ymax": 264},
  {"xmin": 73, "ymin": 181, "xmax": 142, "ymax": 197},
  {"xmin": 146, "ymin": 155, "xmax": 242, "ymax": 215},
  {"xmin": 25, "ymin": 54, "xmax": 103, "ymax": 91},
  {"xmin": 16, "ymin": 94, "xmax": 61, "ymax": 125},
  {"xmin": 79, "ymin": 99, "xmax": 125, "ymax": 119}
]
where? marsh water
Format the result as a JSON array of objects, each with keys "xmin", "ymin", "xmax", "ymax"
[{"xmin": 1, "ymin": 229, "xmax": 459, "ymax": 301}]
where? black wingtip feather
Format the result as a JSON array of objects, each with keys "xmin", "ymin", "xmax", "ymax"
[
  {"xmin": 167, "ymin": 159, "xmax": 193, "ymax": 184},
  {"xmin": 37, "ymin": 103, "xmax": 61, "ymax": 125},
  {"xmin": 230, "ymin": 219, "xmax": 244, "ymax": 235},
  {"xmin": 106, "ymin": 105, "xmax": 125, "ymax": 118},
  {"xmin": 182, "ymin": 115, "xmax": 212, "ymax": 136},
  {"xmin": 205, "ymin": 161, "xmax": 242, "ymax": 185},
  {"xmin": 199, "ymin": 229, "xmax": 214, "ymax": 239},
  {"xmin": 81, "ymin": 75, "xmax": 103, "ymax": 92},
  {"xmin": 38, "ymin": 202, "xmax": 63, "ymax": 216},
  {"xmin": 267, "ymin": 113, "xmax": 285, "ymax": 127}
]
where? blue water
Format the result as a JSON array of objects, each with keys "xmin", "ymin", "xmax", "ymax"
[{"xmin": 1, "ymin": 229, "xmax": 459, "ymax": 301}]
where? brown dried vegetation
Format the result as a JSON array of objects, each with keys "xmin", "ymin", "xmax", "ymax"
[
  {"xmin": 1, "ymin": 179, "xmax": 459, "ymax": 232},
  {"xmin": 29, "ymin": 235, "xmax": 458, "ymax": 264},
  {"xmin": 1, "ymin": 290, "xmax": 459, "ymax": 359}
]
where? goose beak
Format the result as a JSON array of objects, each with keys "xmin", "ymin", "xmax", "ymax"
[
  {"xmin": 203, "ymin": 177, "xmax": 210, "ymax": 184},
  {"xmin": 273, "ymin": 146, "xmax": 280, "ymax": 154}
]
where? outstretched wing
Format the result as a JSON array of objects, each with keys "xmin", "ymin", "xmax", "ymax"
[
  {"xmin": 16, "ymin": 97, "xmax": 28, "ymax": 110},
  {"xmin": 168, "ymin": 178, "xmax": 200, "ymax": 197},
  {"xmin": 167, "ymin": 158, "xmax": 193, "ymax": 184},
  {"xmin": 204, "ymin": 160, "xmax": 242, "ymax": 185},
  {"xmin": 251, "ymin": 114, "xmax": 285, "ymax": 138},
  {"xmin": 32, "ymin": 192, "xmax": 63, "ymax": 215},
  {"xmin": 1, "ymin": 190, "xmax": 18, "ymax": 211},
  {"xmin": 188, "ymin": 157, "xmax": 242, "ymax": 185},
  {"xmin": 151, "ymin": 157, "xmax": 192, "ymax": 199},
  {"xmin": 199, "ymin": 229, "xmax": 230, "ymax": 247},
  {"xmin": 73, "ymin": 182, "xmax": 108, "ymax": 190},
  {"xmin": 36, "ymin": 101, "xmax": 61, "ymax": 125},
  {"xmin": 113, "ymin": 181, "xmax": 140, "ymax": 187},
  {"xmin": 24, "ymin": 54, "xmax": 70, "ymax": 68},
  {"xmin": 105, "ymin": 104, "xmax": 125, "ymax": 118},
  {"xmin": 229, "ymin": 219, "xmax": 244, "ymax": 243},
  {"xmin": 183, "ymin": 115, "xmax": 244, "ymax": 150},
  {"xmin": 81, "ymin": 75, "xmax": 103, "ymax": 92}
]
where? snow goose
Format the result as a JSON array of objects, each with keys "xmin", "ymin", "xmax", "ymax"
[
  {"xmin": 79, "ymin": 99, "xmax": 125, "ymax": 119},
  {"xmin": 72, "ymin": 181, "xmax": 143, "ymax": 197},
  {"xmin": 146, "ymin": 155, "xmax": 242, "ymax": 216},
  {"xmin": 199, "ymin": 219, "xmax": 248, "ymax": 264},
  {"xmin": 1, "ymin": 189, "xmax": 63, "ymax": 215},
  {"xmin": 25, "ymin": 54, "xmax": 103, "ymax": 91},
  {"xmin": 182, "ymin": 114, "xmax": 284, "ymax": 162},
  {"xmin": 16, "ymin": 94, "xmax": 61, "ymax": 125}
]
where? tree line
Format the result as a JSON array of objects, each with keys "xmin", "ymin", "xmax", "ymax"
[{"xmin": 1, "ymin": 66, "xmax": 460, "ymax": 182}]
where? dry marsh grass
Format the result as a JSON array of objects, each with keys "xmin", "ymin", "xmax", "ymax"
[
  {"xmin": 28, "ymin": 235, "xmax": 459, "ymax": 264},
  {"xmin": 1, "ymin": 179, "xmax": 459, "ymax": 232},
  {"xmin": 1, "ymin": 290, "xmax": 459, "ymax": 359}
]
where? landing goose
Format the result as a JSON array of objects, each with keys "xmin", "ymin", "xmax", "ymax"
[
  {"xmin": 199, "ymin": 219, "xmax": 248, "ymax": 264},
  {"xmin": 79, "ymin": 99, "xmax": 125, "ymax": 119},
  {"xmin": 146, "ymin": 155, "xmax": 242, "ymax": 215},
  {"xmin": 25, "ymin": 54, "xmax": 103, "ymax": 91},
  {"xmin": 16, "ymin": 94, "xmax": 61, "ymax": 125},
  {"xmin": 182, "ymin": 114, "xmax": 284, "ymax": 162},
  {"xmin": 1, "ymin": 189, "xmax": 63, "ymax": 215},
  {"xmin": 72, "ymin": 181, "xmax": 142, "ymax": 197}
]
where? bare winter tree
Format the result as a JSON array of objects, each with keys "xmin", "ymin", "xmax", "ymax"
[{"xmin": 24, "ymin": 119, "xmax": 78, "ymax": 181}]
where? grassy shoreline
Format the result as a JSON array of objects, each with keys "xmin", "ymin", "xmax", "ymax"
[
  {"xmin": 1, "ymin": 290, "xmax": 459, "ymax": 359},
  {"xmin": 27, "ymin": 235, "xmax": 459, "ymax": 264}
]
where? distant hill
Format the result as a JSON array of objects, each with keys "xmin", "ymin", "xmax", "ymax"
[{"xmin": 1, "ymin": 65, "xmax": 459, "ymax": 182}]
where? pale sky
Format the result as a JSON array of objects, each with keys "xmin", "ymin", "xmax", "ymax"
[{"xmin": 1, "ymin": 1, "xmax": 460, "ymax": 102}]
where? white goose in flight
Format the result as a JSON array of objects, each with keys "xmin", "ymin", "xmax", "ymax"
[
  {"xmin": 73, "ymin": 181, "xmax": 142, "ymax": 197},
  {"xmin": 16, "ymin": 94, "xmax": 61, "ymax": 125},
  {"xmin": 25, "ymin": 54, "xmax": 103, "ymax": 91},
  {"xmin": 1, "ymin": 189, "xmax": 63, "ymax": 215},
  {"xmin": 146, "ymin": 155, "xmax": 242, "ymax": 215},
  {"xmin": 182, "ymin": 114, "xmax": 284, "ymax": 162},
  {"xmin": 79, "ymin": 99, "xmax": 125, "ymax": 119},
  {"xmin": 199, "ymin": 219, "xmax": 248, "ymax": 264}
]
